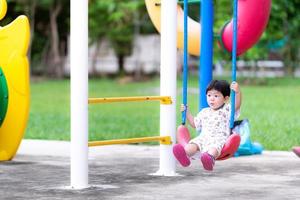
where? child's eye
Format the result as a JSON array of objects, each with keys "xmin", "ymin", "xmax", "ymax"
[{"xmin": 214, "ymin": 95, "xmax": 218, "ymax": 98}]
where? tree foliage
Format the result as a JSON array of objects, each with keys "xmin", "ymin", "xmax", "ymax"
[
  {"xmin": 89, "ymin": 0, "xmax": 143, "ymax": 75},
  {"xmin": 2, "ymin": 0, "xmax": 300, "ymax": 77},
  {"xmin": 5, "ymin": 0, "xmax": 69, "ymax": 77},
  {"xmin": 265, "ymin": 0, "xmax": 300, "ymax": 73}
]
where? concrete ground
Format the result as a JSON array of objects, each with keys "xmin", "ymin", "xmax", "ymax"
[{"xmin": 1, "ymin": 139, "xmax": 300, "ymax": 200}]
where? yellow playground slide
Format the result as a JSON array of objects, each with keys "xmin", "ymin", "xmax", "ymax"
[
  {"xmin": 145, "ymin": 0, "xmax": 201, "ymax": 56},
  {"xmin": 0, "ymin": 0, "xmax": 30, "ymax": 161}
]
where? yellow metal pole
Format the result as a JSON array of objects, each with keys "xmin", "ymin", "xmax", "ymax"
[
  {"xmin": 88, "ymin": 136, "xmax": 172, "ymax": 147},
  {"xmin": 88, "ymin": 96, "xmax": 172, "ymax": 105}
]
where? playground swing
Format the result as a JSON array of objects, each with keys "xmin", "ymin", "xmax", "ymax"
[{"xmin": 175, "ymin": 0, "xmax": 240, "ymax": 161}]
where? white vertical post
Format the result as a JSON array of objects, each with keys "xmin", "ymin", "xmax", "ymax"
[
  {"xmin": 157, "ymin": 0, "xmax": 177, "ymax": 176},
  {"xmin": 70, "ymin": 0, "xmax": 89, "ymax": 188}
]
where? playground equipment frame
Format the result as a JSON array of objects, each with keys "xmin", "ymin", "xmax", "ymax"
[
  {"xmin": 70, "ymin": 0, "xmax": 178, "ymax": 189},
  {"xmin": 88, "ymin": 96, "xmax": 172, "ymax": 105},
  {"xmin": 88, "ymin": 136, "xmax": 172, "ymax": 147}
]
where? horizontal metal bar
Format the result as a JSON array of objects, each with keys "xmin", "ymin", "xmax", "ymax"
[
  {"xmin": 88, "ymin": 136, "xmax": 172, "ymax": 147},
  {"xmin": 88, "ymin": 96, "xmax": 172, "ymax": 105}
]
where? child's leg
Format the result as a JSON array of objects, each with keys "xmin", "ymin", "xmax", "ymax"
[
  {"xmin": 207, "ymin": 148, "xmax": 219, "ymax": 159},
  {"xmin": 185, "ymin": 143, "xmax": 199, "ymax": 157}
]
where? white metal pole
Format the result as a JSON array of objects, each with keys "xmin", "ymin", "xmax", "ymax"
[
  {"xmin": 70, "ymin": 0, "xmax": 89, "ymax": 188},
  {"xmin": 157, "ymin": 0, "xmax": 177, "ymax": 176}
]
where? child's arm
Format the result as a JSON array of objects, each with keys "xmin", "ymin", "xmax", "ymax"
[
  {"xmin": 231, "ymin": 81, "xmax": 242, "ymax": 111},
  {"xmin": 180, "ymin": 104, "xmax": 196, "ymax": 128}
]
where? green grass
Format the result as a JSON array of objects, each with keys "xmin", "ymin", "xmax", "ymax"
[{"xmin": 25, "ymin": 76, "xmax": 300, "ymax": 150}]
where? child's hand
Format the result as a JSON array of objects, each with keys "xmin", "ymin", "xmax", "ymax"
[
  {"xmin": 230, "ymin": 81, "xmax": 240, "ymax": 93},
  {"xmin": 180, "ymin": 104, "xmax": 188, "ymax": 112}
]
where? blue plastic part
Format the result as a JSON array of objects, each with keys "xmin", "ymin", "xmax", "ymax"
[
  {"xmin": 233, "ymin": 119, "xmax": 263, "ymax": 156},
  {"xmin": 251, "ymin": 142, "xmax": 264, "ymax": 154},
  {"xmin": 199, "ymin": 0, "xmax": 213, "ymax": 111}
]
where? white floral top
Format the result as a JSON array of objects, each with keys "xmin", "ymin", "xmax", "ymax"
[{"xmin": 190, "ymin": 103, "xmax": 240, "ymax": 154}]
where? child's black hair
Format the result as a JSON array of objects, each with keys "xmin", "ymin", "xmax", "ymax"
[{"xmin": 206, "ymin": 80, "xmax": 230, "ymax": 97}]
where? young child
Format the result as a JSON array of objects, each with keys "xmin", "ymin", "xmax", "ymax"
[{"xmin": 173, "ymin": 80, "xmax": 242, "ymax": 171}]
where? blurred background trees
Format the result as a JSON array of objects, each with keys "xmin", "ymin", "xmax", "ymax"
[
  {"xmin": 4, "ymin": 0, "xmax": 70, "ymax": 77},
  {"xmin": 1, "ymin": 0, "xmax": 300, "ymax": 78},
  {"xmin": 88, "ymin": 0, "xmax": 144, "ymax": 76}
]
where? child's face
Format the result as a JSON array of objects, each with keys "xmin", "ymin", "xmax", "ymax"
[{"xmin": 206, "ymin": 89, "xmax": 228, "ymax": 110}]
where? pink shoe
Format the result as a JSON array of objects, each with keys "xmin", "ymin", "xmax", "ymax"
[
  {"xmin": 200, "ymin": 152, "xmax": 215, "ymax": 171},
  {"xmin": 292, "ymin": 147, "xmax": 300, "ymax": 158},
  {"xmin": 173, "ymin": 144, "xmax": 190, "ymax": 167}
]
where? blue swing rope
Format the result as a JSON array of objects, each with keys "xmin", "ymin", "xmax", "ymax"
[
  {"xmin": 181, "ymin": 0, "xmax": 188, "ymax": 125},
  {"xmin": 182, "ymin": 0, "xmax": 237, "ymax": 127},
  {"xmin": 230, "ymin": 0, "xmax": 238, "ymax": 128}
]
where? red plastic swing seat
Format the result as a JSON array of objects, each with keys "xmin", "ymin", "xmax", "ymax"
[{"xmin": 176, "ymin": 125, "xmax": 241, "ymax": 161}]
